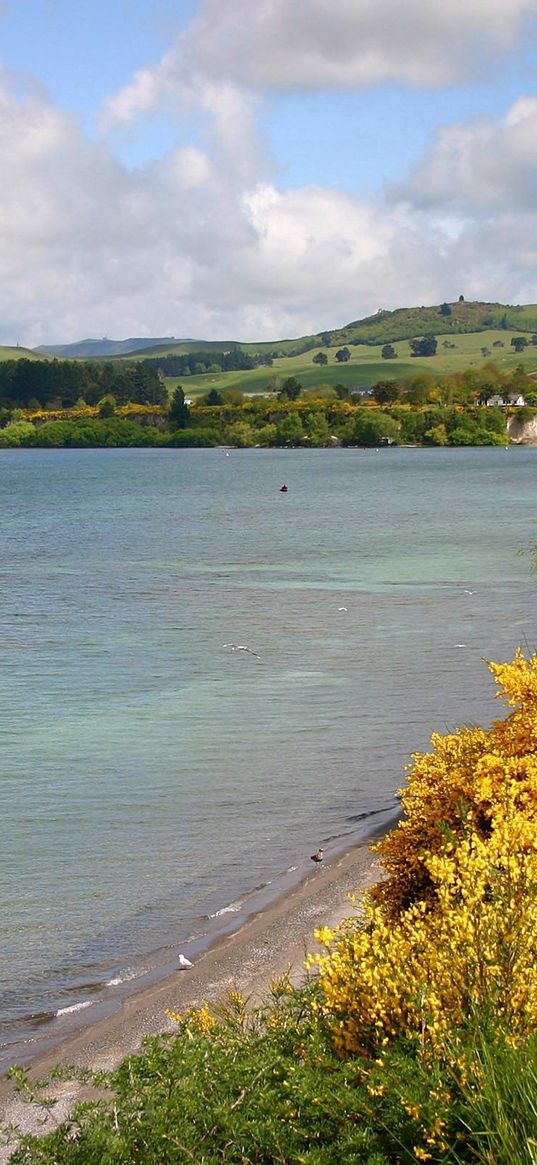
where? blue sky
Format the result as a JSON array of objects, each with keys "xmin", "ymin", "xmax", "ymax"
[{"xmin": 1, "ymin": 0, "xmax": 537, "ymax": 344}]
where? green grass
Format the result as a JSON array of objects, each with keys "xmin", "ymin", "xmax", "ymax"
[
  {"xmin": 6, "ymin": 998, "xmax": 537, "ymax": 1165},
  {"xmin": 116, "ymin": 300, "xmax": 537, "ymax": 363},
  {"xmin": 0, "ymin": 346, "xmax": 43, "ymax": 361},
  {"xmin": 161, "ymin": 329, "xmax": 537, "ymax": 399}
]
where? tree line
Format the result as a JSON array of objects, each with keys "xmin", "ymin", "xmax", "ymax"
[{"xmin": 0, "ymin": 359, "xmax": 167, "ymax": 410}]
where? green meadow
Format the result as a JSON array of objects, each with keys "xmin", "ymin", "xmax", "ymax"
[
  {"xmin": 5, "ymin": 302, "xmax": 537, "ymax": 399},
  {"xmin": 162, "ymin": 328, "xmax": 537, "ymax": 400}
]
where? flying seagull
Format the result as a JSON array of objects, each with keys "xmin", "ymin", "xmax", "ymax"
[
  {"xmin": 223, "ymin": 643, "xmax": 261, "ymax": 658},
  {"xmin": 178, "ymin": 954, "xmax": 193, "ymax": 969},
  {"xmin": 310, "ymin": 848, "xmax": 324, "ymax": 863}
]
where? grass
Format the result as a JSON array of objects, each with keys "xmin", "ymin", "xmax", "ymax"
[
  {"xmin": 161, "ymin": 329, "xmax": 537, "ymax": 399},
  {"xmin": 0, "ymin": 346, "xmax": 43, "ymax": 362}
]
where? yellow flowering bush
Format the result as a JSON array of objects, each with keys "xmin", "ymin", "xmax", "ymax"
[
  {"xmin": 373, "ymin": 648, "xmax": 537, "ymax": 916},
  {"xmin": 310, "ymin": 650, "xmax": 537, "ymax": 1056},
  {"xmin": 165, "ymin": 1002, "xmax": 218, "ymax": 1035},
  {"xmin": 311, "ymin": 807, "xmax": 537, "ymax": 1054}
]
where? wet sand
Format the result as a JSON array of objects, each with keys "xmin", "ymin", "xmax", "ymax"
[{"xmin": 0, "ymin": 839, "xmax": 381, "ymax": 1157}]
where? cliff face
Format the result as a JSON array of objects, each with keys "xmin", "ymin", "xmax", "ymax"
[{"xmin": 508, "ymin": 414, "xmax": 537, "ymax": 444}]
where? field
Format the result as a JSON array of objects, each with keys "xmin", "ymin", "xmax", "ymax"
[
  {"xmin": 0, "ymin": 345, "xmax": 43, "ymax": 361},
  {"xmin": 4, "ymin": 302, "xmax": 537, "ymax": 396},
  {"xmin": 162, "ymin": 328, "xmax": 537, "ymax": 399}
]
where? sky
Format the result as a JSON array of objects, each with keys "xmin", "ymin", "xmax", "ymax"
[{"xmin": 1, "ymin": 0, "xmax": 537, "ymax": 345}]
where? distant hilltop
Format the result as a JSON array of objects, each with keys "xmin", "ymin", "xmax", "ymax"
[
  {"xmin": 22, "ymin": 300, "xmax": 537, "ymax": 360},
  {"xmin": 35, "ymin": 337, "xmax": 187, "ymax": 359}
]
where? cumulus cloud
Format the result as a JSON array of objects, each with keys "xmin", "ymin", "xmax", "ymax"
[
  {"xmin": 396, "ymin": 97, "xmax": 537, "ymax": 214},
  {"xmin": 2, "ymin": 62, "xmax": 537, "ymax": 346},
  {"xmin": 103, "ymin": 0, "xmax": 537, "ymax": 127}
]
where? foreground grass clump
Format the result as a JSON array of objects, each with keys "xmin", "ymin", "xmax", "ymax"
[
  {"xmin": 6, "ymin": 988, "xmax": 396, "ymax": 1164},
  {"xmin": 5, "ymin": 650, "xmax": 537, "ymax": 1164}
]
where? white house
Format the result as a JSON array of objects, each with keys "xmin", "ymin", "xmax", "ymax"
[{"xmin": 484, "ymin": 392, "xmax": 526, "ymax": 407}]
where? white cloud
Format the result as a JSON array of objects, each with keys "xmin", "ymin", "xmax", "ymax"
[
  {"xmin": 103, "ymin": 0, "xmax": 537, "ymax": 129},
  {"xmin": 397, "ymin": 97, "xmax": 537, "ymax": 213},
  {"xmin": 2, "ymin": 67, "xmax": 537, "ymax": 347},
  {"xmin": 187, "ymin": 0, "xmax": 537, "ymax": 88}
]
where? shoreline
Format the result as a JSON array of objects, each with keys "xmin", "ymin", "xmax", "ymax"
[{"xmin": 0, "ymin": 836, "xmax": 382, "ymax": 1152}]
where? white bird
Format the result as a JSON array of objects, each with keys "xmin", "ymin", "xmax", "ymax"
[
  {"xmin": 178, "ymin": 954, "xmax": 193, "ymax": 969},
  {"xmin": 310, "ymin": 848, "xmax": 324, "ymax": 863},
  {"xmin": 223, "ymin": 643, "xmax": 261, "ymax": 658},
  {"xmin": 337, "ymin": 607, "xmax": 348, "ymax": 612},
  {"xmin": 463, "ymin": 589, "xmax": 474, "ymax": 595}
]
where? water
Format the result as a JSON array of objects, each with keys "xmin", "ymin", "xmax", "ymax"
[{"xmin": 0, "ymin": 446, "xmax": 536, "ymax": 1069}]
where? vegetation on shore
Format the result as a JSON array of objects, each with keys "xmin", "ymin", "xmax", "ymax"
[
  {"xmin": 5, "ymin": 649, "xmax": 537, "ymax": 1163},
  {"xmin": 0, "ymin": 361, "xmax": 535, "ymax": 448}
]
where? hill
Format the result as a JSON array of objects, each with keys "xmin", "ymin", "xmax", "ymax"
[
  {"xmin": 43, "ymin": 300, "xmax": 537, "ymax": 360},
  {"xmin": 30, "ymin": 301, "xmax": 537, "ymax": 364},
  {"xmin": 0, "ymin": 345, "xmax": 43, "ymax": 361},
  {"xmin": 35, "ymin": 337, "xmax": 188, "ymax": 359}
]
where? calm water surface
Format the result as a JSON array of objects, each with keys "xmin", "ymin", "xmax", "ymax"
[{"xmin": 0, "ymin": 446, "xmax": 536, "ymax": 1068}]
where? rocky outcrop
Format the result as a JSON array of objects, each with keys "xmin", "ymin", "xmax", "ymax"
[{"xmin": 508, "ymin": 413, "xmax": 537, "ymax": 444}]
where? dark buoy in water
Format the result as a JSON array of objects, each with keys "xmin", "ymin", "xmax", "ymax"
[{"xmin": 280, "ymin": 484, "xmax": 288, "ymax": 492}]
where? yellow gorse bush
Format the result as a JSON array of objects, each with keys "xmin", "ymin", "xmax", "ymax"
[
  {"xmin": 373, "ymin": 647, "xmax": 537, "ymax": 916},
  {"xmin": 311, "ymin": 809, "xmax": 537, "ymax": 1054},
  {"xmin": 310, "ymin": 650, "xmax": 537, "ymax": 1056}
]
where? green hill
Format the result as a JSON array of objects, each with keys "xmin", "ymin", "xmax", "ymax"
[
  {"xmin": 0, "ymin": 345, "xmax": 43, "ymax": 361},
  {"xmin": 28, "ymin": 300, "xmax": 537, "ymax": 365},
  {"xmin": 126, "ymin": 299, "xmax": 537, "ymax": 360}
]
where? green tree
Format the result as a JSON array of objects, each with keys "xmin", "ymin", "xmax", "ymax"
[
  {"xmin": 256, "ymin": 423, "xmax": 278, "ymax": 447},
  {"xmin": 409, "ymin": 336, "xmax": 438, "ymax": 357},
  {"xmin": 276, "ymin": 413, "xmax": 303, "ymax": 445},
  {"xmin": 0, "ymin": 420, "xmax": 35, "ymax": 446},
  {"xmin": 278, "ymin": 378, "xmax": 302, "ymax": 401},
  {"xmin": 312, "ymin": 351, "xmax": 328, "ymax": 366},
  {"xmin": 372, "ymin": 379, "xmax": 401, "ymax": 404},
  {"xmin": 98, "ymin": 395, "xmax": 116, "ymax": 418},
  {"xmin": 403, "ymin": 373, "xmax": 435, "ymax": 404},
  {"xmin": 423, "ymin": 423, "xmax": 449, "ymax": 446},
  {"xmin": 169, "ymin": 386, "xmax": 189, "ymax": 429},
  {"xmin": 303, "ymin": 411, "xmax": 330, "ymax": 446},
  {"xmin": 223, "ymin": 421, "xmax": 256, "ymax": 448},
  {"xmin": 381, "ymin": 344, "xmax": 397, "ymax": 359},
  {"xmin": 204, "ymin": 388, "xmax": 223, "ymax": 406},
  {"xmin": 511, "ymin": 336, "xmax": 528, "ymax": 353},
  {"xmin": 335, "ymin": 347, "xmax": 351, "ymax": 362},
  {"xmin": 439, "ymin": 302, "xmax": 452, "ymax": 316},
  {"xmin": 348, "ymin": 410, "xmax": 399, "ymax": 447}
]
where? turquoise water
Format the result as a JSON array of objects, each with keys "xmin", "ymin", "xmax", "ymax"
[{"xmin": 0, "ymin": 446, "xmax": 536, "ymax": 1068}]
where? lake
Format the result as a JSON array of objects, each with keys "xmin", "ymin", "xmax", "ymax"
[{"xmin": 0, "ymin": 445, "xmax": 535, "ymax": 1069}]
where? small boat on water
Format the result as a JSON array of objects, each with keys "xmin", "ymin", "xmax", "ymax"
[{"xmin": 280, "ymin": 485, "xmax": 288, "ymax": 492}]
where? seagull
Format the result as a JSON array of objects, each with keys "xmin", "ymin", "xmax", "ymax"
[
  {"xmin": 463, "ymin": 589, "xmax": 474, "ymax": 595},
  {"xmin": 310, "ymin": 848, "xmax": 324, "ymax": 863},
  {"xmin": 178, "ymin": 955, "xmax": 193, "ymax": 969},
  {"xmin": 223, "ymin": 643, "xmax": 261, "ymax": 658},
  {"xmin": 337, "ymin": 607, "xmax": 348, "ymax": 612}
]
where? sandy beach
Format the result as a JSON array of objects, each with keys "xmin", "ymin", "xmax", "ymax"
[{"xmin": 0, "ymin": 838, "xmax": 381, "ymax": 1157}]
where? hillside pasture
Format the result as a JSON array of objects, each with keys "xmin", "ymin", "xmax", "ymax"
[
  {"xmin": 161, "ymin": 328, "xmax": 537, "ymax": 399},
  {"xmin": 0, "ymin": 345, "xmax": 43, "ymax": 361}
]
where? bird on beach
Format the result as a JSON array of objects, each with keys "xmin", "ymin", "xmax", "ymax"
[
  {"xmin": 224, "ymin": 643, "xmax": 261, "ymax": 658},
  {"xmin": 310, "ymin": 848, "xmax": 324, "ymax": 863},
  {"xmin": 178, "ymin": 954, "xmax": 193, "ymax": 969}
]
